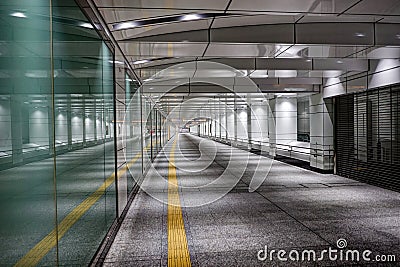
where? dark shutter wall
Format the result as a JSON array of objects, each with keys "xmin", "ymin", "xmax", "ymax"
[{"xmin": 335, "ymin": 84, "xmax": 400, "ymax": 192}]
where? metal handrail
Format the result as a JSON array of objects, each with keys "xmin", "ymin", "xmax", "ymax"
[{"xmin": 196, "ymin": 134, "xmax": 334, "ymax": 157}]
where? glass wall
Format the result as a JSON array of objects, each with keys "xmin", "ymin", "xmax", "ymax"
[
  {"xmin": 0, "ymin": 1, "xmax": 56, "ymax": 265},
  {"xmin": 0, "ymin": 0, "xmax": 171, "ymax": 265},
  {"xmin": 0, "ymin": 0, "xmax": 117, "ymax": 265}
]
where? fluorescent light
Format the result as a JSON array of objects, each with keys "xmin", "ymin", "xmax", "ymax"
[
  {"xmin": 10, "ymin": 12, "xmax": 27, "ymax": 18},
  {"xmin": 80, "ymin": 22, "xmax": 94, "ymax": 29},
  {"xmin": 108, "ymin": 60, "xmax": 124, "ymax": 65},
  {"xmin": 114, "ymin": 21, "xmax": 137, "ymax": 31},
  {"xmin": 132, "ymin": 59, "xmax": 149, "ymax": 64},
  {"xmin": 180, "ymin": 14, "xmax": 202, "ymax": 21}
]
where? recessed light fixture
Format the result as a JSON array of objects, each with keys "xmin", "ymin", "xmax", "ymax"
[
  {"xmin": 108, "ymin": 60, "xmax": 124, "ymax": 65},
  {"xmin": 355, "ymin": 32, "xmax": 365, "ymax": 37},
  {"xmin": 133, "ymin": 59, "xmax": 150, "ymax": 65},
  {"xmin": 10, "ymin": 12, "xmax": 27, "ymax": 18},
  {"xmin": 114, "ymin": 21, "xmax": 138, "ymax": 31},
  {"xmin": 80, "ymin": 22, "xmax": 94, "ymax": 29},
  {"xmin": 180, "ymin": 14, "xmax": 203, "ymax": 21}
]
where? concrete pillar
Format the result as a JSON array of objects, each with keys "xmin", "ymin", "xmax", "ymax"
[
  {"xmin": 247, "ymin": 103, "xmax": 252, "ymax": 148},
  {"xmin": 225, "ymin": 96, "xmax": 228, "ymax": 139},
  {"xmin": 251, "ymin": 101, "xmax": 269, "ymax": 144},
  {"xmin": 93, "ymin": 97, "xmax": 97, "ymax": 142},
  {"xmin": 82, "ymin": 96, "xmax": 86, "ymax": 147},
  {"xmin": 47, "ymin": 98, "xmax": 54, "ymax": 156},
  {"xmin": 268, "ymin": 99, "xmax": 277, "ymax": 157},
  {"xmin": 67, "ymin": 95, "xmax": 72, "ymax": 150},
  {"xmin": 309, "ymin": 94, "xmax": 334, "ymax": 170},
  {"xmin": 274, "ymin": 96, "xmax": 297, "ymax": 145},
  {"xmin": 10, "ymin": 95, "xmax": 23, "ymax": 164}
]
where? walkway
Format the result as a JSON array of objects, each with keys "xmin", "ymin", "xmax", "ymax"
[{"xmin": 104, "ymin": 134, "xmax": 400, "ymax": 266}]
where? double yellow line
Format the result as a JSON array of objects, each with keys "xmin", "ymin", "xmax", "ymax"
[
  {"xmin": 167, "ymin": 139, "xmax": 192, "ymax": 267},
  {"xmin": 14, "ymin": 146, "xmax": 146, "ymax": 267}
]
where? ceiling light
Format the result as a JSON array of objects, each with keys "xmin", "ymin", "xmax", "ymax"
[
  {"xmin": 396, "ymin": 34, "xmax": 400, "ymax": 39},
  {"xmin": 10, "ymin": 12, "xmax": 27, "ymax": 18},
  {"xmin": 143, "ymin": 78, "xmax": 153, "ymax": 82},
  {"xmin": 108, "ymin": 60, "xmax": 124, "ymax": 65},
  {"xmin": 133, "ymin": 59, "xmax": 150, "ymax": 64},
  {"xmin": 305, "ymin": 59, "xmax": 312, "ymax": 62},
  {"xmin": 180, "ymin": 14, "xmax": 203, "ymax": 21},
  {"xmin": 114, "ymin": 21, "xmax": 137, "ymax": 31},
  {"xmin": 80, "ymin": 22, "xmax": 94, "ymax": 29},
  {"xmin": 355, "ymin": 32, "xmax": 365, "ymax": 37},
  {"xmin": 337, "ymin": 60, "xmax": 343, "ymax": 64}
]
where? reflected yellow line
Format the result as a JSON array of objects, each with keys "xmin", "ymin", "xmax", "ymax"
[
  {"xmin": 14, "ymin": 145, "xmax": 149, "ymax": 267},
  {"xmin": 167, "ymin": 138, "xmax": 192, "ymax": 267}
]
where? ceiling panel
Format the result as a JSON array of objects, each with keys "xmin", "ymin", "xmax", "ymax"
[
  {"xmin": 112, "ymin": 19, "xmax": 211, "ymax": 41},
  {"xmin": 94, "ymin": 0, "xmax": 230, "ymax": 10},
  {"xmin": 298, "ymin": 14, "xmax": 381, "ymax": 23},
  {"xmin": 296, "ymin": 23, "xmax": 374, "ymax": 45},
  {"xmin": 99, "ymin": 9, "xmax": 197, "ymax": 24},
  {"xmin": 344, "ymin": 0, "xmax": 400, "ymax": 15},
  {"xmin": 204, "ymin": 44, "xmax": 279, "ymax": 57},
  {"xmin": 276, "ymin": 44, "xmax": 373, "ymax": 58},
  {"xmin": 212, "ymin": 14, "xmax": 298, "ymax": 28},
  {"xmin": 228, "ymin": 0, "xmax": 360, "ymax": 14},
  {"xmin": 211, "ymin": 23, "xmax": 294, "ymax": 44},
  {"xmin": 120, "ymin": 42, "xmax": 207, "ymax": 57}
]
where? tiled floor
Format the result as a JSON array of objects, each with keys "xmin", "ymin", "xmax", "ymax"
[{"xmin": 104, "ymin": 134, "xmax": 400, "ymax": 266}]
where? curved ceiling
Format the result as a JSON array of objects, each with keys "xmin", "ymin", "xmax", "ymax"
[{"xmin": 94, "ymin": 0, "xmax": 400, "ymax": 93}]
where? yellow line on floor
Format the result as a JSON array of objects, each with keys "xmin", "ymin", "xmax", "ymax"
[
  {"xmin": 14, "ymin": 145, "xmax": 149, "ymax": 267},
  {"xmin": 167, "ymin": 138, "xmax": 192, "ymax": 267}
]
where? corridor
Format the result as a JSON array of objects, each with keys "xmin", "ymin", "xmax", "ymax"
[{"xmin": 104, "ymin": 134, "xmax": 400, "ymax": 266}]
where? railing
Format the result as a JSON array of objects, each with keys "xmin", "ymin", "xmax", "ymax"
[{"xmin": 196, "ymin": 133, "xmax": 334, "ymax": 160}]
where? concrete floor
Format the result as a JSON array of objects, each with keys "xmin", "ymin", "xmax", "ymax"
[{"xmin": 104, "ymin": 134, "xmax": 400, "ymax": 266}]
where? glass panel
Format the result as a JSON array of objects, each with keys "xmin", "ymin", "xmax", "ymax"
[
  {"xmin": 143, "ymin": 98, "xmax": 152, "ymax": 170},
  {"xmin": 0, "ymin": 0, "xmax": 57, "ymax": 265},
  {"xmin": 126, "ymin": 76, "xmax": 142, "ymax": 192},
  {"xmin": 52, "ymin": 0, "xmax": 115, "ymax": 265},
  {"xmin": 297, "ymin": 97, "xmax": 310, "ymax": 142}
]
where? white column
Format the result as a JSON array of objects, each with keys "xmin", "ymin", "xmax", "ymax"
[
  {"xmin": 274, "ymin": 96, "xmax": 297, "ymax": 145},
  {"xmin": 250, "ymin": 101, "xmax": 269, "ymax": 151},
  {"xmin": 309, "ymin": 94, "xmax": 334, "ymax": 170}
]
